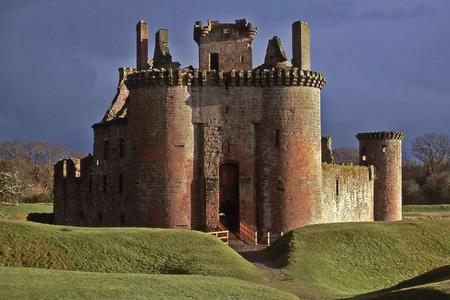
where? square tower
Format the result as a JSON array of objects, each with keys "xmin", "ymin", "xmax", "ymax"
[{"xmin": 193, "ymin": 19, "xmax": 257, "ymax": 72}]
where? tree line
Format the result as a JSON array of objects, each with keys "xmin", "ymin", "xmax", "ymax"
[{"xmin": 0, "ymin": 140, "xmax": 79, "ymax": 204}]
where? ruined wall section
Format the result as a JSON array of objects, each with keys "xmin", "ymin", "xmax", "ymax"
[
  {"xmin": 90, "ymin": 120, "xmax": 128, "ymax": 226},
  {"xmin": 321, "ymin": 163, "xmax": 374, "ymax": 223},
  {"xmin": 53, "ymin": 158, "xmax": 82, "ymax": 225},
  {"xmin": 321, "ymin": 136, "xmax": 334, "ymax": 163},
  {"xmin": 53, "ymin": 160, "xmax": 67, "ymax": 224},
  {"xmin": 102, "ymin": 68, "xmax": 133, "ymax": 122},
  {"xmin": 53, "ymin": 120, "xmax": 128, "ymax": 226}
]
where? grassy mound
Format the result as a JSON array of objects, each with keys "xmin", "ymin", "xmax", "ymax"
[
  {"xmin": 352, "ymin": 265, "xmax": 450, "ymax": 300},
  {"xmin": 0, "ymin": 266, "xmax": 298, "ymax": 300},
  {"xmin": 362, "ymin": 280, "xmax": 450, "ymax": 300},
  {"xmin": 0, "ymin": 220, "xmax": 261, "ymax": 281},
  {"xmin": 265, "ymin": 221, "xmax": 450, "ymax": 298},
  {"xmin": 0, "ymin": 203, "xmax": 53, "ymax": 221}
]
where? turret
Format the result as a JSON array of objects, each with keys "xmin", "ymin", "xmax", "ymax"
[
  {"xmin": 193, "ymin": 19, "xmax": 257, "ymax": 72},
  {"xmin": 356, "ymin": 131, "xmax": 404, "ymax": 221}
]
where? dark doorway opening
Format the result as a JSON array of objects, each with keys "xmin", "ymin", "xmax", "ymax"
[
  {"xmin": 210, "ymin": 53, "xmax": 219, "ymax": 71},
  {"xmin": 219, "ymin": 162, "xmax": 240, "ymax": 232}
]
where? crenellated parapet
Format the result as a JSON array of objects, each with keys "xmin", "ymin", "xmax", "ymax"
[
  {"xmin": 126, "ymin": 67, "xmax": 326, "ymax": 89},
  {"xmin": 194, "ymin": 19, "xmax": 257, "ymax": 43},
  {"xmin": 356, "ymin": 131, "xmax": 404, "ymax": 141}
]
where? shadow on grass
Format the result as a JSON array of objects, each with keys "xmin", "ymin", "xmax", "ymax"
[
  {"xmin": 347, "ymin": 265, "xmax": 450, "ymax": 300},
  {"xmin": 27, "ymin": 213, "xmax": 54, "ymax": 224}
]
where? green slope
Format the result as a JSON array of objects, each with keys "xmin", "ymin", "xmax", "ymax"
[
  {"xmin": 0, "ymin": 266, "xmax": 298, "ymax": 300},
  {"xmin": 0, "ymin": 220, "xmax": 261, "ymax": 281},
  {"xmin": 0, "ymin": 203, "xmax": 53, "ymax": 221},
  {"xmin": 265, "ymin": 220, "xmax": 450, "ymax": 298},
  {"xmin": 352, "ymin": 265, "xmax": 450, "ymax": 300},
  {"xmin": 363, "ymin": 280, "xmax": 450, "ymax": 300}
]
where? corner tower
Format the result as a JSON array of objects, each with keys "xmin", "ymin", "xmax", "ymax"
[
  {"xmin": 193, "ymin": 19, "xmax": 257, "ymax": 72},
  {"xmin": 255, "ymin": 20, "xmax": 326, "ymax": 234},
  {"xmin": 356, "ymin": 131, "xmax": 404, "ymax": 221}
]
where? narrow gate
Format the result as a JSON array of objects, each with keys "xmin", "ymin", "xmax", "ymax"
[{"xmin": 219, "ymin": 163, "xmax": 240, "ymax": 232}]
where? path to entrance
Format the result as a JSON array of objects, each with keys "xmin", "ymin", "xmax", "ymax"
[{"xmin": 227, "ymin": 232, "xmax": 285, "ymax": 277}]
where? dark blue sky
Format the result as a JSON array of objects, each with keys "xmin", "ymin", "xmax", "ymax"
[{"xmin": 1, "ymin": 0, "xmax": 449, "ymax": 154}]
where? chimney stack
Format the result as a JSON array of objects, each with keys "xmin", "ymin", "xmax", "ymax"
[
  {"xmin": 292, "ymin": 21, "xmax": 310, "ymax": 70},
  {"xmin": 136, "ymin": 20, "xmax": 149, "ymax": 70}
]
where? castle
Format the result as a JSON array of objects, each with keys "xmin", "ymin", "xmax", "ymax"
[{"xmin": 54, "ymin": 19, "xmax": 403, "ymax": 239}]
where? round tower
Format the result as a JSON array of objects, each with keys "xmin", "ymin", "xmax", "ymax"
[
  {"xmin": 263, "ymin": 84, "xmax": 324, "ymax": 233},
  {"xmin": 126, "ymin": 21, "xmax": 194, "ymax": 228},
  {"xmin": 255, "ymin": 20, "xmax": 326, "ymax": 234},
  {"xmin": 356, "ymin": 131, "xmax": 404, "ymax": 221},
  {"xmin": 127, "ymin": 77, "xmax": 194, "ymax": 228}
]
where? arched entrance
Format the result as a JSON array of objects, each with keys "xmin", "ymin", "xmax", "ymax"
[{"xmin": 219, "ymin": 162, "xmax": 240, "ymax": 232}]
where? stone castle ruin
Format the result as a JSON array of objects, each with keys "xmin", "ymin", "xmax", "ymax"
[{"xmin": 54, "ymin": 19, "xmax": 403, "ymax": 239}]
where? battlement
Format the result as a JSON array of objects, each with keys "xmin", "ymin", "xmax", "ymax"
[
  {"xmin": 126, "ymin": 67, "xmax": 326, "ymax": 89},
  {"xmin": 356, "ymin": 131, "xmax": 404, "ymax": 141},
  {"xmin": 193, "ymin": 19, "xmax": 257, "ymax": 43},
  {"xmin": 54, "ymin": 158, "xmax": 81, "ymax": 179}
]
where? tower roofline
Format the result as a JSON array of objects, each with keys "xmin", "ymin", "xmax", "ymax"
[
  {"xmin": 193, "ymin": 19, "xmax": 257, "ymax": 44},
  {"xmin": 356, "ymin": 131, "xmax": 404, "ymax": 141}
]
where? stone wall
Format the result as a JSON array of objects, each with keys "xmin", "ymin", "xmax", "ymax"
[{"xmin": 321, "ymin": 163, "xmax": 374, "ymax": 223}]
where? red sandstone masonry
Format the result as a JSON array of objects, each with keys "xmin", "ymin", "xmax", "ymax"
[{"xmin": 53, "ymin": 19, "xmax": 401, "ymax": 241}]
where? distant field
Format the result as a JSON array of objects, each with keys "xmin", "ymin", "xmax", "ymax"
[
  {"xmin": 403, "ymin": 205, "xmax": 450, "ymax": 219},
  {"xmin": 0, "ymin": 203, "xmax": 53, "ymax": 221},
  {"xmin": 0, "ymin": 219, "xmax": 261, "ymax": 282},
  {"xmin": 265, "ymin": 220, "xmax": 450, "ymax": 299}
]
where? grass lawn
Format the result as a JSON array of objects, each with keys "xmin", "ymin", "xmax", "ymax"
[
  {"xmin": 265, "ymin": 220, "xmax": 450, "ymax": 299},
  {"xmin": 0, "ymin": 266, "xmax": 298, "ymax": 300},
  {"xmin": 1, "ymin": 204, "xmax": 450, "ymax": 299},
  {"xmin": 0, "ymin": 219, "xmax": 261, "ymax": 281},
  {"xmin": 0, "ymin": 202, "xmax": 53, "ymax": 221},
  {"xmin": 403, "ymin": 205, "xmax": 450, "ymax": 218}
]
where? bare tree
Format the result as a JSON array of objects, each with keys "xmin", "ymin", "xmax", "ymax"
[
  {"xmin": 0, "ymin": 171, "xmax": 31, "ymax": 204},
  {"xmin": 412, "ymin": 133, "xmax": 449, "ymax": 174},
  {"xmin": 0, "ymin": 139, "xmax": 77, "ymax": 203}
]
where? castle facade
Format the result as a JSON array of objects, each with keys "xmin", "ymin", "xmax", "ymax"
[{"xmin": 54, "ymin": 19, "xmax": 403, "ymax": 238}]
